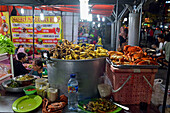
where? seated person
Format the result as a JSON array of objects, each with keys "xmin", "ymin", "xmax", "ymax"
[
  {"xmin": 13, "ymin": 52, "xmax": 29, "ymax": 77},
  {"xmin": 95, "ymin": 35, "xmax": 103, "ymax": 50},
  {"xmin": 161, "ymin": 42, "xmax": 170, "ymax": 62},
  {"xmin": 152, "ymin": 35, "xmax": 167, "ymax": 57},
  {"xmin": 27, "ymin": 46, "xmax": 38, "ymax": 56},
  {"xmin": 157, "ymin": 42, "xmax": 170, "ymax": 67},
  {"xmin": 29, "ymin": 59, "xmax": 46, "ymax": 78},
  {"xmin": 97, "ymin": 35, "xmax": 103, "ymax": 45},
  {"xmin": 16, "ymin": 45, "xmax": 27, "ymax": 60},
  {"xmin": 15, "ymin": 45, "xmax": 23, "ymax": 54}
]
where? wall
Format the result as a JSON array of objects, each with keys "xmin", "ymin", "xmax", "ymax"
[{"xmin": 62, "ymin": 12, "xmax": 79, "ymax": 44}]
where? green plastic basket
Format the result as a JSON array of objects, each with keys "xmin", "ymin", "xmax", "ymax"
[{"xmin": 23, "ymin": 86, "xmax": 37, "ymax": 95}]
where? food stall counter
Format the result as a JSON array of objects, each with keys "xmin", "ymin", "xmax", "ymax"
[{"xmin": 0, "ymin": 84, "xmax": 161, "ymax": 113}]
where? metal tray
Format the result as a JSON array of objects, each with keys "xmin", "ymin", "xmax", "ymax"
[
  {"xmin": 1, "ymin": 79, "xmax": 32, "ymax": 92},
  {"xmin": 13, "ymin": 75, "xmax": 36, "ymax": 86},
  {"xmin": 106, "ymin": 58, "xmax": 159, "ymax": 69}
]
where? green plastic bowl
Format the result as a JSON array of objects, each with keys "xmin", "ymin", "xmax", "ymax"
[{"xmin": 23, "ymin": 86, "xmax": 37, "ymax": 95}]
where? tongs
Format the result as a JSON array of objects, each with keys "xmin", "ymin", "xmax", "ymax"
[
  {"xmin": 109, "ymin": 97, "xmax": 129, "ymax": 111},
  {"xmin": 113, "ymin": 102, "xmax": 129, "ymax": 111}
]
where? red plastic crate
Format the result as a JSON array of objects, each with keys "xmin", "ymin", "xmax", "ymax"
[{"xmin": 106, "ymin": 63, "xmax": 158, "ymax": 105}]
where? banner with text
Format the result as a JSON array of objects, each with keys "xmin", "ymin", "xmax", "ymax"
[{"xmin": 10, "ymin": 16, "xmax": 62, "ymax": 48}]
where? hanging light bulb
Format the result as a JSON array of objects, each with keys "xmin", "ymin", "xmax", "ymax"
[
  {"xmin": 54, "ymin": 16, "xmax": 58, "ymax": 22},
  {"xmin": 124, "ymin": 17, "xmax": 127, "ymax": 21},
  {"xmin": 79, "ymin": 0, "xmax": 89, "ymax": 20},
  {"xmin": 92, "ymin": 22, "xmax": 95, "ymax": 25},
  {"xmin": 40, "ymin": 10, "xmax": 44, "ymax": 21},
  {"xmin": 98, "ymin": 17, "xmax": 100, "ymax": 21},
  {"xmin": 21, "ymin": 7, "xmax": 24, "ymax": 15},
  {"xmin": 102, "ymin": 17, "xmax": 105, "ymax": 22},
  {"xmin": 97, "ymin": 15, "xmax": 100, "ymax": 18},
  {"xmin": 87, "ymin": 14, "xmax": 92, "ymax": 21},
  {"xmin": 98, "ymin": 23, "xmax": 100, "ymax": 27}
]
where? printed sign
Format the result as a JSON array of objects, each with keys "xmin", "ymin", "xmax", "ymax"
[{"xmin": 10, "ymin": 16, "xmax": 62, "ymax": 49}]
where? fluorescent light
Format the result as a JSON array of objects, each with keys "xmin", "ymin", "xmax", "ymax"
[
  {"xmin": 166, "ymin": 1, "xmax": 170, "ymax": 3},
  {"xmin": 40, "ymin": 11, "xmax": 44, "ymax": 21},
  {"xmin": 98, "ymin": 23, "xmax": 100, "ymax": 27},
  {"xmin": 97, "ymin": 15, "xmax": 100, "ymax": 18},
  {"xmin": 98, "ymin": 17, "xmax": 100, "ymax": 21},
  {"xmin": 102, "ymin": 17, "xmax": 105, "ymax": 22},
  {"xmin": 87, "ymin": 14, "xmax": 92, "ymax": 21},
  {"xmin": 79, "ymin": 0, "xmax": 89, "ymax": 20},
  {"xmin": 21, "ymin": 8, "xmax": 24, "ymax": 15},
  {"xmin": 54, "ymin": 16, "xmax": 58, "ymax": 22},
  {"xmin": 92, "ymin": 22, "xmax": 95, "ymax": 25}
]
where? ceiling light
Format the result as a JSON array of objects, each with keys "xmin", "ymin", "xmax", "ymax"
[
  {"xmin": 87, "ymin": 14, "xmax": 92, "ymax": 21},
  {"xmin": 102, "ymin": 17, "xmax": 105, "ymax": 22},
  {"xmin": 98, "ymin": 23, "xmax": 100, "ymax": 27},
  {"xmin": 79, "ymin": 0, "xmax": 89, "ymax": 20},
  {"xmin": 40, "ymin": 10, "xmax": 44, "ymax": 21},
  {"xmin": 21, "ymin": 7, "xmax": 24, "ymax": 15},
  {"xmin": 98, "ymin": 17, "xmax": 100, "ymax": 21},
  {"xmin": 54, "ymin": 16, "xmax": 58, "ymax": 22},
  {"xmin": 165, "ymin": 26, "xmax": 168, "ymax": 28},
  {"xmin": 124, "ymin": 18, "xmax": 127, "ymax": 21},
  {"xmin": 92, "ymin": 22, "xmax": 95, "ymax": 25}
]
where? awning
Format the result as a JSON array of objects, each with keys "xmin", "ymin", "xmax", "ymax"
[{"xmin": 0, "ymin": 5, "xmax": 114, "ymax": 17}]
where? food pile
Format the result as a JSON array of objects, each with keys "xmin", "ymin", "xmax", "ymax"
[
  {"xmin": 16, "ymin": 74, "xmax": 34, "ymax": 81},
  {"xmin": 83, "ymin": 98, "xmax": 118, "ymax": 112},
  {"xmin": 108, "ymin": 45, "xmax": 158, "ymax": 65},
  {"xmin": 8, "ymin": 80, "xmax": 19, "ymax": 88},
  {"xmin": 42, "ymin": 95, "xmax": 68, "ymax": 113},
  {"xmin": 49, "ymin": 39, "xmax": 108, "ymax": 60}
]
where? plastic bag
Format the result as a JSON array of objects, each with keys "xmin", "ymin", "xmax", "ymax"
[
  {"xmin": 151, "ymin": 79, "xmax": 170, "ymax": 106},
  {"xmin": 0, "ymin": 64, "xmax": 9, "ymax": 78}
]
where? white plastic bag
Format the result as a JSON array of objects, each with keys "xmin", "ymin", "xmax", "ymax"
[{"xmin": 151, "ymin": 79, "xmax": 170, "ymax": 106}]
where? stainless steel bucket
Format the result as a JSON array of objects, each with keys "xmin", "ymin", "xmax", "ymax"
[{"xmin": 47, "ymin": 57, "xmax": 106, "ymax": 100}]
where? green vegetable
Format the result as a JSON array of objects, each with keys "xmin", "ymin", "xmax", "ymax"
[
  {"xmin": 8, "ymin": 80, "xmax": 19, "ymax": 88},
  {"xmin": 0, "ymin": 34, "xmax": 15, "ymax": 54}
]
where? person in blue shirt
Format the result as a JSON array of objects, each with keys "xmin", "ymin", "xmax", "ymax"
[{"xmin": 29, "ymin": 59, "xmax": 46, "ymax": 78}]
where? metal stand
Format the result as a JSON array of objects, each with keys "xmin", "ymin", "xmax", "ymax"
[
  {"xmin": 162, "ymin": 56, "xmax": 170, "ymax": 113},
  {"xmin": 108, "ymin": 2, "xmax": 129, "ymax": 50},
  {"xmin": 10, "ymin": 54, "xmax": 14, "ymax": 77},
  {"xmin": 32, "ymin": 6, "xmax": 35, "ymax": 59},
  {"xmin": 72, "ymin": 13, "xmax": 74, "ymax": 42}
]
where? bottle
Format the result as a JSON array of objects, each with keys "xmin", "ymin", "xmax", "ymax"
[{"xmin": 68, "ymin": 74, "xmax": 78, "ymax": 111}]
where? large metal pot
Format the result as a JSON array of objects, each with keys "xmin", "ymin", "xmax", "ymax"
[{"xmin": 46, "ymin": 57, "xmax": 106, "ymax": 100}]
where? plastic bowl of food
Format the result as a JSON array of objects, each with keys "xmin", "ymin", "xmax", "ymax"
[
  {"xmin": 13, "ymin": 74, "xmax": 36, "ymax": 86},
  {"xmin": 23, "ymin": 86, "xmax": 37, "ymax": 95}
]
